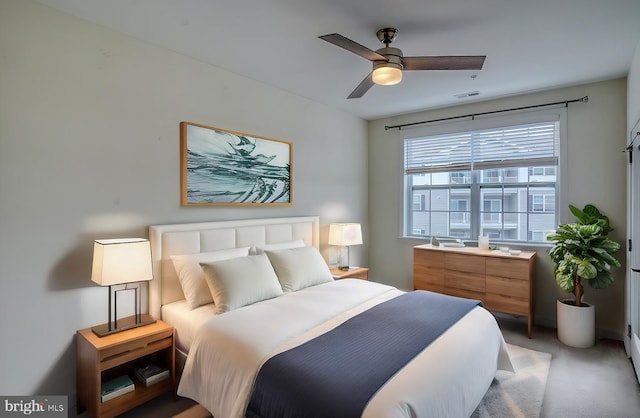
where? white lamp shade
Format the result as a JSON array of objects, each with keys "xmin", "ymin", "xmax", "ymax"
[
  {"xmin": 328, "ymin": 223, "xmax": 363, "ymax": 246},
  {"xmin": 91, "ymin": 238, "xmax": 153, "ymax": 286},
  {"xmin": 372, "ymin": 65, "xmax": 402, "ymax": 85}
]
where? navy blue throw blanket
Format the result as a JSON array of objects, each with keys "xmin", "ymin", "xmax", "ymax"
[{"xmin": 246, "ymin": 290, "xmax": 481, "ymax": 418}]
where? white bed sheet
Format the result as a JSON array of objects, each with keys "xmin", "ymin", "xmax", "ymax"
[
  {"xmin": 162, "ymin": 300, "xmax": 217, "ymax": 353},
  {"xmin": 178, "ymin": 279, "xmax": 513, "ymax": 418}
]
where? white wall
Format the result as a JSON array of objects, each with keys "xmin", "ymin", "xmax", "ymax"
[
  {"xmin": 368, "ymin": 78, "xmax": 628, "ymax": 339},
  {"xmin": 629, "ymin": 40, "xmax": 640, "ymax": 137},
  {"xmin": 0, "ymin": 0, "xmax": 368, "ymax": 397}
]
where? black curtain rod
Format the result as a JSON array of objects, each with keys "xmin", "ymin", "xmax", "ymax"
[{"xmin": 384, "ymin": 95, "xmax": 589, "ymax": 131}]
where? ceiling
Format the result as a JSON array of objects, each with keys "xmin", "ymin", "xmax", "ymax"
[{"xmin": 35, "ymin": 0, "xmax": 640, "ymax": 120}]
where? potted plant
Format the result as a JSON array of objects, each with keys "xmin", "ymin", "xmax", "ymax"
[{"xmin": 546, "ymin": 204, "xmax": 621, "ymax": 347}]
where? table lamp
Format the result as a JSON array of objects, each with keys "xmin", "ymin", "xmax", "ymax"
[
  {"xmin": 91, "ymin": 238, "xmax": 155, "ymax": 337},
  {"xmin": 328, "ymin": 223, "xmax": 363, "ymax": 270}
]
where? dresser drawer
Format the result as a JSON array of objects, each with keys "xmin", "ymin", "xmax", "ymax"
[
  {"xmin": 445, "ymin": 270, "xmax": 485, "ymax": 293},
  {"xmin": 444, "ymin": 287, "xmax": 485, "ymax": 303},
  {"xmin": 444, "ymin": 253, "xmax": 485, "ymax": 274},
  {"xmin": 413, "ymin": 249, "xmax": 444, "ymax": 291},
  {"xmin": 486, "ymin": 276, "xmax": 529, "ymax": 299},
  {"xmin": 414, "ymin": 249, "xmax": 444, "ymax": 268},
  {"xmin": 413, "ymin": 263, "xmax": 444, "ymax": 283},
  {"xmin": 486, "ymin": 257, "xmax": 530, "ymax": 281},
  {"xmin": 485, "ymin": 293, "xmax": 529, "ymax": 316},
  {"xmin": 415, "ymin": 274, "xmax": 444, "ymax": 292}
]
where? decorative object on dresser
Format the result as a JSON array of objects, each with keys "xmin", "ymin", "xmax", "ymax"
[
  {"xmin": 76, "ymin": 320, "xmax": 175, "ymax": 418},
  {"xmin": 413, "ymin": 244, "xmax": 537, "ymax": 338},
  {"xmin": 328, "ymin": 222, "xmax": 363, "ymax": 270},
  {"xmin": 330, "ymin": 266, "xmax": 369, "ymax": 280},
  {"xmin": 90, "ymin": 238, "xmax": 155, "ymax": 337},
  {"xmin": 180, "ymin": 121, "xmax": 292, "ymax": 206},
  {"xmin": 547, "ymin": 204, "xmax": 621, "ymax": 348}
]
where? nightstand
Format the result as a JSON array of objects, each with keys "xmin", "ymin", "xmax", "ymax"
[
  {"xmin": 330, "ymin": 267, "xmax": 369, "ymax": 280},
  {"xmin": 76, "ymin": 317, "xmax": 175, "ymax": 418}
]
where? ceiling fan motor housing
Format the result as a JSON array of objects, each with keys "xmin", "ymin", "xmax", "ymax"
[{"xmin": 374, "ymin": 47, "xmax": 403, "ymax": 70}]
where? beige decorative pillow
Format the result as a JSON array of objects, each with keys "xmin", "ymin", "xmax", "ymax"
[
  {"xmin": 265, "ymin": 246, "xmax": 334, "ymax": 293},
  {"xmin": 170, "ymin": 247, "xmax": 250, "ymax": 309},
  {"xmin": 250, "ymin": 239, "xmax": 305, "ymax": 255},
  {"xmin": 200, "ymin": 253, "xmax": 284, "ymax": 314}
]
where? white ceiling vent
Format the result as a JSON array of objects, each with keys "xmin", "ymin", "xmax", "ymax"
[{"xmin": 454, "ymin": 91, "xmax": 480, "ymax": 99}]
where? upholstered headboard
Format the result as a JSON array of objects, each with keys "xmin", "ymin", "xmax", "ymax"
[{"xmin": 148, "ymin": 216, "xmax": 320, "ymax": 319}]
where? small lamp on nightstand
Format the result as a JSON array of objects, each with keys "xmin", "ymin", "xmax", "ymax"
[
  {"xmin": 91, "ymin": 238, "xmax": 155, "ymax": 337},
  {"xmin": 328, "ymin": 223, "xmax": 363, "ymax": 270}
]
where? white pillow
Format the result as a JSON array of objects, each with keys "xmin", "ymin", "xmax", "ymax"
[
  {"xmin": 200, "ymin": 253, "xmax": 284, "ymax": 314},
  {"xmin": 170, "ymin": 247, "xmax": 250, "ymax": 309},
  {"xmin": 265, "ymin": 246, "xmax": 334, "ymax": 293},
  {"xmin": 250, "ymin": 239, "xmax": 305, "ymax": 255}
]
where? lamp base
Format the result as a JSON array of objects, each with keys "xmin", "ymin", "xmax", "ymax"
[
  {"xmin": 91, "ymin": 314, "xmax": 156, "ymax": 337},
  {"xmin": 338, "ymin": 265, "xmax": 350, "ymax": 271}
]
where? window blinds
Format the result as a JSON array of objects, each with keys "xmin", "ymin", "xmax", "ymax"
[{"xmin": 404, "ymin": 120, "xmax": 560, "ymax": 175}]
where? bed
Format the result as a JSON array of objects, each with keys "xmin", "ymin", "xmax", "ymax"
[{"xmin": 149, "ymin": 216, "xmax": 513, "ymax": 418}]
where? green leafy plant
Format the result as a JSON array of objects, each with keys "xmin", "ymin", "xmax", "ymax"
[{"xmin": 547, "ymin": 204, "xmax": 621, "ymax": 307}]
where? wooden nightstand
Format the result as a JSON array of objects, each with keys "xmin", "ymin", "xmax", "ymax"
[
  {"xmin": 76, "ymin": 317, "xmax": 175, "ymax": 418},
  {"xmin": 330, "ymin": 267, "xmax": 369, "ymax": 280}
]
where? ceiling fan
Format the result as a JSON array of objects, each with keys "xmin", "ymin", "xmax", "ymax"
[{"xmin": 319, "ymin": 28, "xmax": 486, "ymax": 99}]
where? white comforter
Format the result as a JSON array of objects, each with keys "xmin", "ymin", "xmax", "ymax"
[{"xmin": 178, "ymin": 279, "xmax": 513, "ymax": 418}]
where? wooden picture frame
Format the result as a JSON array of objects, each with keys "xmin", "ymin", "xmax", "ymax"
[{"xmin": 180, "ymin": 122, "xmax": 292, "ymax": 206}]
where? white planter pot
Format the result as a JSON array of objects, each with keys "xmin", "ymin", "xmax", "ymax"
[{"xmin": 557, "ymin": 299, "xmax": 595, "ymax": 348}]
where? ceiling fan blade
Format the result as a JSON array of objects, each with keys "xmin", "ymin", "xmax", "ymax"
[
  {"xmin": 347, "ymin": 72, "xmax": 375, "ymax": 99},
  {"xmin": 319, "ymin": 33, "xmax": 387, "ymax": 62},
  {"xmin": 403, "ymin": 56, "xmax": 486, "ymax": 71}
]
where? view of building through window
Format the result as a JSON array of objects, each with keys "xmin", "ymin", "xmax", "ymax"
[{"xmin": 408, "ymin": 167, "xmax": 557, "ymax": 242}]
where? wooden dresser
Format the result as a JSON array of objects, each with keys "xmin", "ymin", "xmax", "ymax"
[{"xmin": 413, "ymin": 244, "xmax": 537, "ymax": 337}]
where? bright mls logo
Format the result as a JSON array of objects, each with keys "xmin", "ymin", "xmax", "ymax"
[{"xmin": 1, "ymin": 396, "xmax": 67, "ymax": 417}]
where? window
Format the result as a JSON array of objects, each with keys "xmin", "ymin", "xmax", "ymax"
[
  {"xmin": 412, "ymin": 193, "xmax": 425, "ymax": 211},
  {"xmin": 403, "ymin": 110, "xmax": 564, "ymax": 243}
]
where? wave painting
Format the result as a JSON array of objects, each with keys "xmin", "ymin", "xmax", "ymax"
[{"xmin": 182, "ymin": 123, "xmax": 292, "ymax": 205}]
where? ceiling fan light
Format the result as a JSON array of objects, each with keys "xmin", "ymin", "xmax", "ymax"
[{"xmin": 372, "ymin": 64, "xmax": 402, "ymax": 86}]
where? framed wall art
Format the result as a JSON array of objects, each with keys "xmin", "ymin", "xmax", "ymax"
[{"xmin": 180, "ymin": 122, "xmax": 292, "ymax": 206}]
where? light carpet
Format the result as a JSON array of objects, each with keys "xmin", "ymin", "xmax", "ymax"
[
  {"xmin": 174, "ymin": 343, "xmax": 551, "ymax": 418},
  {"xmin": 472, "ymin": 343, "xmax": 551, "ymax": 418}
]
